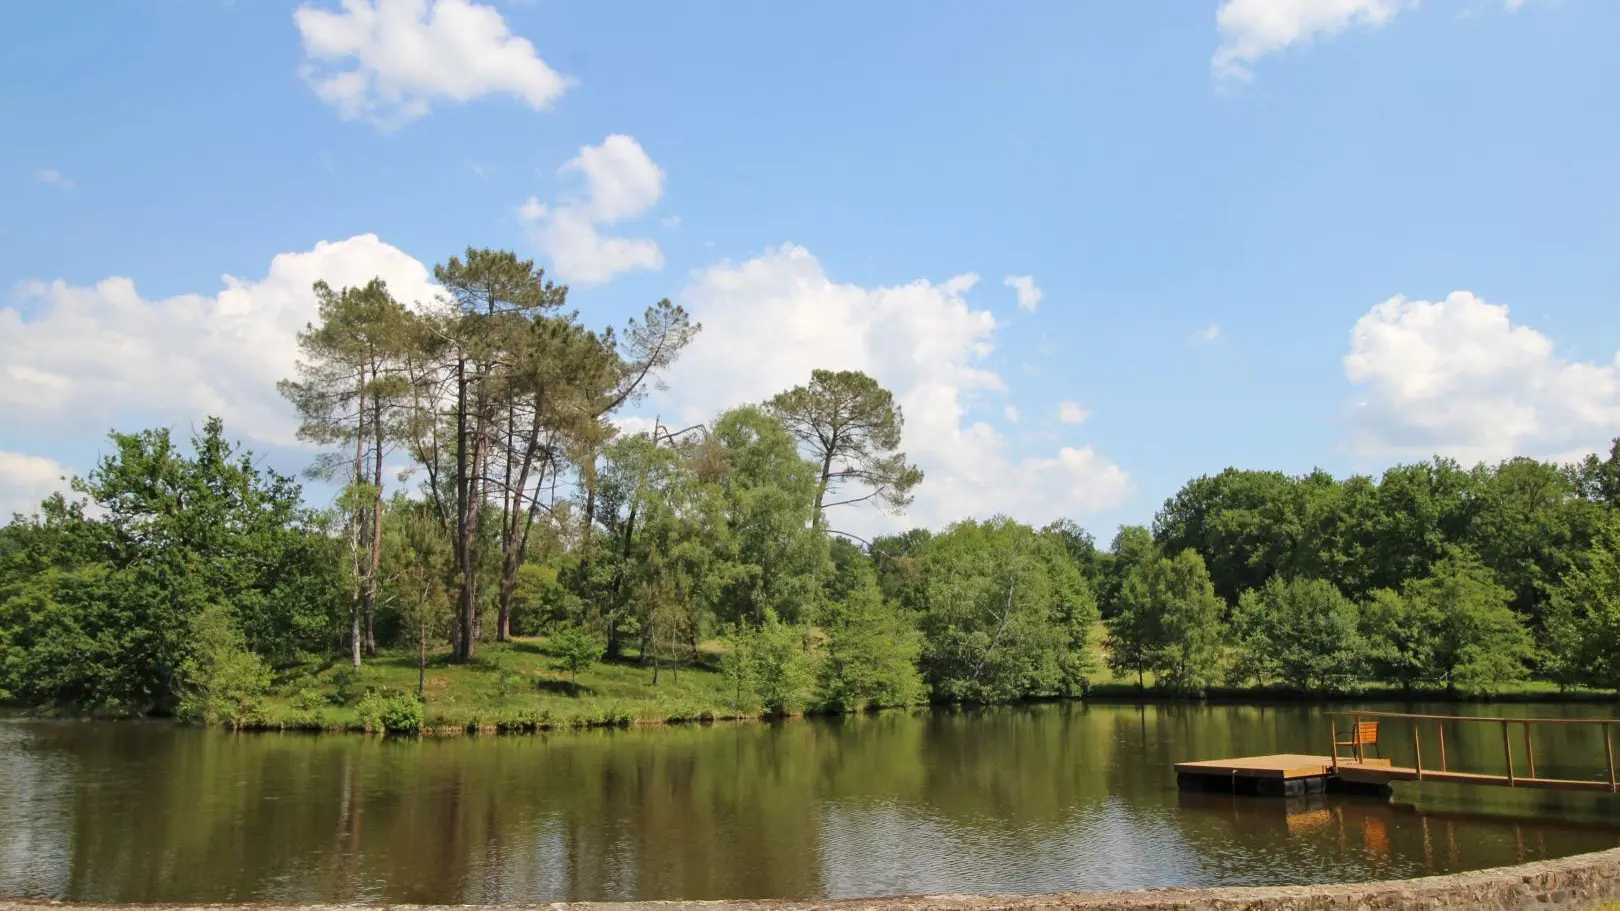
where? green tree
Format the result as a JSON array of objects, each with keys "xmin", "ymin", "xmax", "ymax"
[
  {"xmin": 1542, "ymin": 512, "xmax": 1620, "ymax": 694},
  {"xmin": 727, "ymin": 610, "xmax": 816, "ymax": 715},
  {"xmin": 1139, "ymin": 550, "xmax": 1226, "ymax": 695},
  {"xmin": 814, "ymin": 551, "xmax": 924, "ymax": 712},
  {"xmin": 1359, "ymin": 587, "xmax": 1434, "ymax": 691},
  {"xmin": 0, "ymin": 420, "xmax": 338, "ymax": 714},
  {"xmin": 379, "ymin": 495, "xmax": 455, "ymax": 696},
  {"xmin": 766, "ymin": 369, "xmax": 923, "ymax": 528},
  {"xmin": 548, "ymin": 624, "xmax": 605, "ymax": 696},
  {"xmin": 1095, "ymin": 524, "xmax": 1157, "ymax": 619},
  {"xmin": 914, "ymin": 517, "xmax": 1097, "ymax": 703},
  {"xmin": 279, "ymin": 278, "xmax": 414, "ymax": 663},
  {"xmin": 710, "ymin": 406, "xmax": 823, "ymax": 626},
  {"xmin": 1364, "ymin": 550, "xmax": 1533, "ymax": 695},
  {"xmin": 1103, "ymin": 563, "xmax": 1159, "ymax": 692},
  {"xmin": 1229, "ymin": 576, "xmax": 1363, "ymax": 691},
  {"xmin": 1464, "ymin": 457, "xmax": 1589, "ymax": 626},
  {"xmin": 1152, "ymin": 469, "xmax": 1305, "ymax": 605},
  {"xmin": 175, "ymin": 603, "xmax": 273, "ymax": 728},
  {"xmin": 1569, "ymin": 437, "xmax": 1620, "ymax": 508}
]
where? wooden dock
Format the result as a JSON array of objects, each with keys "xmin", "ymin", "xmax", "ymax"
[
  {"xmin": 1176, "ymin": 754, "xmax": 1394, "ymax": 797},
  {"xmin": 1176, "ymin": 711, "xmax": 1619, "ymax": 798}
]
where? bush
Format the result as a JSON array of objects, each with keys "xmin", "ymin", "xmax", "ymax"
[
  {"xmin": 356, "ymin": 690, "xmax": 424, "ymax": 734},
  {"xmin": 727, "ymin": 611, "xmax": 815, "ymax": 716},
  {"xmin": 175, "ymin": 604, "xmax": 272, "ymax": 727}
]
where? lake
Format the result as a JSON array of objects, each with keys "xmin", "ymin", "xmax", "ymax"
[{"xmin": 2, "ymin": 701, "xmax": 1617, "ymax": 903}]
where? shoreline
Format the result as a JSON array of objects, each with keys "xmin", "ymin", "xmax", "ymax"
[
  {"xmin": 3, "ymin": 846, "xmax": 1619, "ymax": 910},
  {"xmin": 4, "ymin": 684, "xmax": 1617, "ymax": 737}
]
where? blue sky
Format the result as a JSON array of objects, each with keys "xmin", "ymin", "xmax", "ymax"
[{"xmin": 3, "ymin": 0, "xmax": 1619, "ymax": 541}]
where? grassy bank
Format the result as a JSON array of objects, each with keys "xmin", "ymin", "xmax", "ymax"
[
  {"xmin": 249, "ymin": 637, "xmax": 760, "ymax": 733},
  {"xmin": 226, "ymin": 632, "xmax": 1620, "ymax": 737},
  {"xmin": 13, "ymin": 631, "xmax": 1615, "ymax": 735}
]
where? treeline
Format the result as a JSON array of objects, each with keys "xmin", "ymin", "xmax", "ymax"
[
  {"xmin": 1, "ymin": 246, "xmax": 1618, "ymax": 724},
  {"xmin": 1088, "ymin": 453, "xmax": 1620, "ymax": 696}
]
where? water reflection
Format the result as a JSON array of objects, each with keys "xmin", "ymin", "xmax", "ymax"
[{"xmin": 0, "ymin": 702, "xmax": 1616, "ymax": 903}]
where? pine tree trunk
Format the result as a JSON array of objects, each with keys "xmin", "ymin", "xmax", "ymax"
[{"xmin": 365, "ymin": 373, "xmax": 385, "ymax": 656}]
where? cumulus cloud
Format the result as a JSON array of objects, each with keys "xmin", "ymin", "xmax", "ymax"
[
  {"xmin": 1343, "ymin": 291, "xmax": 1620, "ymax": 465},
  {"xmin": 1214, "ymin": 0, "xmax": 1409, "ymax": 82},
  {"xmin": 1, "ymin": 234, "xmax": 439, "ymax": 448},
  {"xmin": 1058, "ymin": 401, "xmax": 1090, "ymax": 426},
  {"xmin": 1004, "ymin": 274, "xmax": 1043, "ymax": 312},
  {"xmin": 294, "ymin": 0, "xmax": 571, "ymax": 127},
  {"xmin": 1003, "ymin": 405, "xmax": 1020, "ymax": 424},
  {"xmin": 36, "ymin": 169, "xmax": 72, "ymax": 189},
  {"xmin": 4, "ymin": 237, "xmax": 1128, "ymax": 532},
  {"xmin": 0, "ymin": 452, "xmax": 74, "ymax": 519},
  {"xmin": 521, "ymin": 135, "xmax": 666, "ymax": 285},
  {"xmin": 647, "ymin": 245, "xmax": 1130, "ymax": 534},
  {"xmin": 1194, "ymin": 323, "xmax": 1222, "ymax": 344}
]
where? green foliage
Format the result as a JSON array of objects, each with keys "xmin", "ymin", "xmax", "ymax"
[
  {"xmin": 1138, "ymin": 550, "xmax": 1226, "ymax": 695},
  {"xmin": 548, "ymin": 625, "xmax": 606, "ymax": 695},
  {"xmin": 726, "ymin": 611, "xmax": 815, "ymax": 715},
  {"xmin": 176, "ymin": 604, "xmax": 273, "ymax": 727},
  {"xmin": 710, "ymin": 406, "xmax": 824, "ymax": 626},
  {"xmin": 814, "ymin": 557, "xmax": 925, "ymax": 712},
  {"xmin": 1542, "ymin": 513, "xmax": 1620, "ymax": 694},
  {"xmin": 0, "ymin": 420, "xmax": 339, "ymax": 714},
  {"xmin": 766, "ymin": 369, "xmax": 923, "ymax": 521},
  {"xmin": 1103, "ymin": 549, "xmax": 1228, "ymax": 694},
  {"xmin": 1096, "ymin": 524, "xmax": 1156, "ymax": 619},
  {"xmin": 356, "ymin": 690, "xmax": 425, "ymax": 734},
  {"xmin": 1229, "ymin": 576, "xmax": 1363, "ymax": 691},
  {"xmin": 1361, "ymin": 551, "xmax": 1533, "ymax": 695},
  {"xmin": 5, "ymin": 256, "xmax": 1619, "ymax": 725},
  {"xmin": 913, "ymin": 517, "xmax": 1098, "ymax": 703}
]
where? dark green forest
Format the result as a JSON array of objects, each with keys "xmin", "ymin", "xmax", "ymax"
[{"xmin": 3, "ymin": 248, "xmax": 1620, "ymax": 730}]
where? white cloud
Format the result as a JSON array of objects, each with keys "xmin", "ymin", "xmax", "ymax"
[
  {"xmin": 1004, "ymin": 274, "xmax": 1043, "ymax": 312},
  {"xmin": 36, "ymin": 169, "xmax": 72, "ymax": 189},
  {"xmin": 516, "ymin": 196, "xmax": 547, "ymax": 222},
  {"xmin": 0, "ymin": 452, "xmax": 74, "ymax": 518},
  {"xmin": 661, "ymin": 215, "xmax": 682, "ymax": 229},
  {"xmin": 647, "ymin": 245, "xmax": 1130, "ymax": 534},
  {"xmin": 1003, "ymin": 405, "xmax": 1020, "ymax": 424},
  {"xmin": 1343, "ymin": 290, "xmax": 1620, "ymax": 465},
  {"xmin": 1058, "ymin": 401, "xmax": 1090, "ymax": 426},
  {"xmin": 294, "ymin": 0, "xmax": 571, "ymax": 127},
  {"xmin": 1213, "ymin": 0, "xmax": 1409, "ymax": 82},
  {"xmin": 1194, "ymin": 323, "xmax": 1222, "ymax": 344},
  {"xmin": 1, "ymin": 234, "xmax": 439, "ymax": 448},
  {"xmin": 523, "ymin": 135, "xmax": 666, "ymax": 285}
]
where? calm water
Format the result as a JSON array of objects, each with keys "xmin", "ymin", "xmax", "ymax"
[{"xmin": 2, "ymin": 702, "xmax": 1618, "ymax": 903}]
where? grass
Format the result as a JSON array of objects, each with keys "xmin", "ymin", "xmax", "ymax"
[
  {"xmin": 241, "ymin": 624, "xmax": 1619, "ymax": 736},
  {"xmin": 251, "ymin": 636, "xmax": 757, "ymax": 734}
]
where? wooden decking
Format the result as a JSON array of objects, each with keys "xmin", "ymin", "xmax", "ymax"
[
  {"xmin": 1176, "ymin": 710, "xmax": 1620, "ymax": 799},
  {"xmin": 1175, "ymin": 754, "xmax": 1396, "ymax": 797},
  {"xmin": 1175, "ymin": 754, "xmax": 1335, "ymax": 780}
]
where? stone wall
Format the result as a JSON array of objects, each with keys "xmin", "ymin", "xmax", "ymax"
[{"xmin": 4, "ymin": 846, "xmax": 1620, "ymax": 911}]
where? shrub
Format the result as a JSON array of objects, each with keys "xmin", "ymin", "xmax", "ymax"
[
  {"xmin": 175, "ymin": 604, "xmax": 272, "ymax": 728},
  {"xmin": 356, "ymin": 690, "xmax": 424, "ymax": 734}
]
